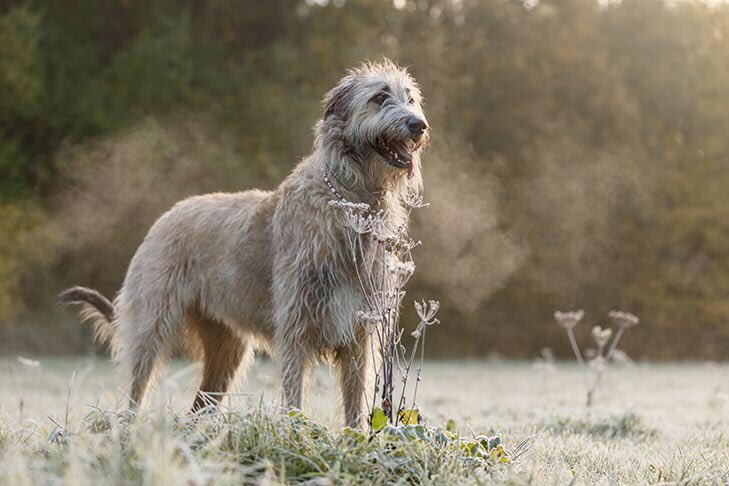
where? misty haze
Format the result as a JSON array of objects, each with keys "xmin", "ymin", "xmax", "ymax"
[{"xmin": 1, "ymin": 0, "xmax": 728, "ymax": 484}]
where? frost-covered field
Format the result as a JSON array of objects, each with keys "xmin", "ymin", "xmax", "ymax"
[{"xmin": 1, "ymin": 358, "xmax": 729, "ymax": 484}]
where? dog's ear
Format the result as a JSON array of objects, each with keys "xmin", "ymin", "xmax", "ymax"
[{"xmin": 323, "ymin": 79, "xmax": 353, "ymax": 119}]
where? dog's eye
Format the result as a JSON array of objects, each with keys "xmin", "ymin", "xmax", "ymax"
[
  {"xmin": 408, "ymin": 97, "xmax": 415, "ymax": 105},
  {"xmin": 371, "ymin": 92, "xmax": 389, "ymax": 105}
]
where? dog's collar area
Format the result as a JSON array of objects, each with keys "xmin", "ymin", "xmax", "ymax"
[
  {"xmin": 323, "ymin": 168, "xmax": 383, "ymax": 209},
  {"xmin": 324, "ymin": 174, "xmax": 348, "ymax": 203}
]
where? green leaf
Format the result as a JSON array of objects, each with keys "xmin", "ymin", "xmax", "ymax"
[
  {"xmin": 371, "ymin": 407, "xmax": 387, "ymax": 431},
  {"xmin": 476, "ymin": 435, "xmax": 490, "ymax": 450},
  {"xmin": 287, "ymin": 409, "xmax": 308, "ymax": 420},
  {"xmin": 489, "ymin": 444, "xmax": 510, "ymax": 463},
  {"xmin": 342, "ymin": 426, "xmax": 366, "ymax": 444},
  {"xmin": 400, "ymin": 424, "xmax": 427, "ymax": 442},
  {"xmin": 446, "ymin": 419, "xmax": 457, "ymax": 433},
  {"xmin": 412, "ymin": 424, "xmax": 428, "ymax": 441},
  {"xmin": 399, "ymin": 408, "xmax": 419, "ymax": 425},
  {"xmin": 434, "ymin": 429, "xmax": 450, "ymax": 443},
  {"xmin": 383, "ymin": 425, "xmax": 406, "ymax": 441},
  {"xmin": 461, "ymin": 440, "xmax": 481, "ymax": 456}
]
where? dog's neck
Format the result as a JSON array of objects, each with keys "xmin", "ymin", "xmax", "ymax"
[
  {"xmin": 323, "ymin": 160, "xmax": 383, "ymax": 208},
  {"xmin": 318, "ymin": 144, "xmax": 418, "ymax": 209}
]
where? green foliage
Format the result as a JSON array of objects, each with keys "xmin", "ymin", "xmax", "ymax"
[
  {"xmin": 0, "ymin": 202, "xmax": 58, "ymax": 322},
  {"xmin": 0, "ymin": 6, "xmax": 41, "ymax": 119},
  {"xmin": 23, "ymin": 406, "xmax": 511, "ymax": 484},
  {"xmin": 0, "ymin": 6, "xmax": 42, "ymax": 199},
  {"xmin": 225, "ymin": 410, "xmax": 516, "ymax": 481}
]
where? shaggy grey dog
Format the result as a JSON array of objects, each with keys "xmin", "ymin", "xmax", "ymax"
[{"xmin": 59, "ymin": 60, "xmax": 429, "ymax": 428}]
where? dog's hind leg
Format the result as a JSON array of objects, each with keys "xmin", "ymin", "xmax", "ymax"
[
  {"xmin": 127, "ymin": 350, "xmax": 161, "ymax": 409},
  {"xmin": 116, "ymin": 299, "xmax": 181, "ymax": 409},
  {"xmin": 190, "ymin": 315, "xmax": 252, "ymax": 412},
  {"xmin": 122, "ymin": 319, "xmax": 178, "ymax": 409}
]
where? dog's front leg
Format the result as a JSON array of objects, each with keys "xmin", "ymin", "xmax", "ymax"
[
  {"xmin": 278, "ymin": 338, "xmax": 311, "ymax": 411},
  {"xmin": 336, "ymin": 336, "xmax": 371, "ymax": 430}
]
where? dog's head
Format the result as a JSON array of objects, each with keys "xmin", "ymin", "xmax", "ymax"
[{"xmin": 317, "ymin": 60, "xmax": 429, "ymax": 184}]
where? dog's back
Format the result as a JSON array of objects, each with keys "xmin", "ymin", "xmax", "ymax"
[{"xmin": 120, "ymin": 190, "xmax": 278, "ymax": 338}]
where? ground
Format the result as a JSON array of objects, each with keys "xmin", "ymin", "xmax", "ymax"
[{"xmin": 1, "ymin": 357, "xmax": 728, "ymax": 484}]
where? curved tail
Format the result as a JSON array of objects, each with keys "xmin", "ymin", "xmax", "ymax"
[{"xmin": 57, "ymin": 286, "xmax": 116, "ymax": 347}]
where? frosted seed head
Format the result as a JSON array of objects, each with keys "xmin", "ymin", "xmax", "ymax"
[
  {"xmin": 554, "ymin": 309, "xmax": 584, "ymax": 330},
  {"xmin": 608, "ymin": 310, "xmax": 640, "ymax": 330},
  {"xmin": 403, "ymin": 192, "xmax": 430, "ymax": 209},
  {"xmin": 591, "ymin": 325, "xmax": 612, "ymax": 349},
  {"xmin": 415, "ymin": 299, "xmax": 440, "ymax": 325}
]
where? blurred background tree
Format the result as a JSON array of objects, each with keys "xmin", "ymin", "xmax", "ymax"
[{"xmin": 1, "ymin": 0, "xmax": 728, "ymax": 359}]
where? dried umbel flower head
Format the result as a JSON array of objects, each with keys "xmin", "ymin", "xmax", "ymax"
[
  {"xmin": 357, "ymin": 309, "xmax": 383, "ymax": 333},
  {"xmin": 345, "ymin": 209, "xmax": 380, "ymax": 234},
  {"xmin": 591, "ymin": 325, "xmax": 612, "ymax": 349},
  {"xmin": 387, "ymin": 259, "xmax": 415, "ymax": 287},
  {"xmin": 554, "ymin": 309, "xmax": 584, "ymax": 330},
  {"xmin": 608, "ymin": 310, "xmax": 640, "ymax": 330},
  {"xmin": 403, "ymin": 192, "xmax": 430, "ymax": 210},
  {"xmin": 411, "ymin": 300, "xmax": 440, "ymax": 338},
  {"xmin": 415, "ymin": 299, "xmax": 440, "ymax": 325},
  {"xmin": 373, "ymin": 234, "xmax": 419, "ymax": 255}
]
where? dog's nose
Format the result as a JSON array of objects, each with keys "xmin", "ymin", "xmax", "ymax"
[{"xmin": 406, "ymin": 117, "xmax": 427, "ymax": 136}]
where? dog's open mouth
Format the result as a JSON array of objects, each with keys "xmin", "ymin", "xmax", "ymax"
[{"xmin": 374, "ymin": 139, "xmax": 415, "ymax": 178}]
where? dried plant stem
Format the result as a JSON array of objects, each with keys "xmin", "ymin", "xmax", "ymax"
[
  {"xmin": 396, "ymin": 321, "xmax": 423, "ymax": 424},
  {"xmin": 332, "ymin": 198, "xmax": 437, "ymax": 427},
  {"xmin": 585, "ymin": 342, "xmax": 607, "ymax": 409},
  {"xmin": 555, "ymin": 309, "xmax": 639, "ymax": 411},
  {"xmin": 606, "ymin": 328, "xmax": 625, "ymax": 361},
  {"xmin": 586, "ymin": 369, "xmax": 604, "ymax": 409},
  {"xmin": 409, "ymin": 327, "xmax": 427, "ymax": 414},
  {"xmin": 567, "ymin": 329, "xmax": 585, "ymax": 368}
]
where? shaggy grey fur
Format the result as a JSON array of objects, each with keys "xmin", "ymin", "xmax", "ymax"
[{"xmin": 58, "ymin": 60, "xmax": 430, "ymax": 428}]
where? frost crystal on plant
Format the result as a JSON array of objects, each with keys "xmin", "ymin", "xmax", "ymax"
[
  {"xmin": 554, "ymin": 309, "xmax": 584, "ymax": 330},
  {"xmin": 415, "ymin": 300, "xmax": 440, "ymax": 325},
  {"xmin": 608, "ymin": 310, "xmax": 640, "ymax": 330},
  {"xmin": 403, "ymin": 192, "xmax": 430, "ymax": 209},
  {"xmin": 591, "ymin": 325, "xmax": 612, "ymax": 349},
  {"xmin": 345, "ymin": 210, "xmax": 379, "ymax": 234},
  {"xmin": 357, "ymin": 310, "xmax": 383, "ymax": 334},
  {"xmin": 387, "ymin": 260, "xmax": 415, "ymax": 286}
]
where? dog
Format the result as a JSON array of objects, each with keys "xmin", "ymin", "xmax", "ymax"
[{"xmin": 59, "ymin": 60, "xmax": 429, "ymax": 428}]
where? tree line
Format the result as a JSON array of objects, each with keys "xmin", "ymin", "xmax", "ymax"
[{"xmin": 1, "ymin": 0, "xmax": 728, "ymax": 358}]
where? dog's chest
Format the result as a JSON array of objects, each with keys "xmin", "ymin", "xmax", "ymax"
[
  {"xmin": 292, "ymin": 226, "xmax": 379, "ymax": 347},
  {"xmin": 273, "ymin": 194, "xmax": 402, "ymax": 348}
]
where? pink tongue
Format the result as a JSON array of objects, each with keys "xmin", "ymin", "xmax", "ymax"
[{"xmin": 407, "ymin": 162, "xmax": 414, "ymax": 179}]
